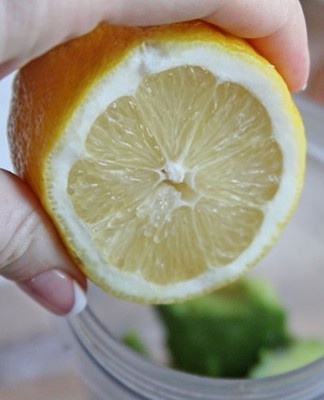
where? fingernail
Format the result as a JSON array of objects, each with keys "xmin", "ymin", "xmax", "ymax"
[
  {"xmin": 301, "ymin": 82, "xmax": 308, "ymax": 91},
  {"xmin": 68, "ymin": 280, "xmax": 88, "ymax": 316},
  {"xmin": 19, "ymin": 269, "xmax": 87, "ymax": 316}
]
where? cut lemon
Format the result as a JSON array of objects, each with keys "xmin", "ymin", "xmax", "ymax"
[{"xmin": 8, "ymin": 22, "xmax": 305, "ymax": 303}]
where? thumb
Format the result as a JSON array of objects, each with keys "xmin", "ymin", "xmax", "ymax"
[{"xmin": 0, "ymin": 169, "xmax": 87, "ymax": 315}]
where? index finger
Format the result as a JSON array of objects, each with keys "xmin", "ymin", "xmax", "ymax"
[{"xmin": 1, "ymin": 0, "xmax": 309, "ymax": 91}]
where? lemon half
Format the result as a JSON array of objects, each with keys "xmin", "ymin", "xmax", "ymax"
[{"xmin": 8, "ymin": 22, "xmax": 305, "ymax": 302}]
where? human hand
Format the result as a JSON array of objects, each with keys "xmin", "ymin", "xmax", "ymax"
[{"xmin": 0, "ymin": 0, "xmax": 309, "ymax": 315}]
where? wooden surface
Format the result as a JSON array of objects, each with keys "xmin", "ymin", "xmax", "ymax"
[
  {"xmin": 0, "ymin": 373, "xmax": 87, "ymax": 400},
  {"xmin": 0, "ymin": 2, "xmax": 323, "ymax": 399}
]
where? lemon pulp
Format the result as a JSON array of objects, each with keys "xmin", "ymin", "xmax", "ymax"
[{"xmin": 67, "ymin": 65, "xmax": 282, "ymax": 285}]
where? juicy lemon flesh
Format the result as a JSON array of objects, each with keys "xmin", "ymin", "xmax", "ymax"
[{"xmin": 67, "ymin": 65, "xmax": 282, "ymax": 285}]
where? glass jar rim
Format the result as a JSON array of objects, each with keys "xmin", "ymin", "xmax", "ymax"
[{"xmin": 69, "ymin": 305, "xmax": 324, "ymax": 400}]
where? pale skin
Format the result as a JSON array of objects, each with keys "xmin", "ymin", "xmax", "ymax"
[{"xmin": 0, "ymin": 0, "xmax": 309, "ymax": 315}]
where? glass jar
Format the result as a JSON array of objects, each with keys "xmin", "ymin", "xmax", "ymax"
[
  {"xmin": 69, "ymin": 304, "xmax": 324, "ymax": 400},
  {"xmin": 67, "ymin": 95, "xmax": 324, "ymax": 400}
]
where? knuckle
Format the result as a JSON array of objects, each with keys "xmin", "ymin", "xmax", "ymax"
[{"xmin": 0, "ymin": 206, "xmax": 41, "ymax": 277}]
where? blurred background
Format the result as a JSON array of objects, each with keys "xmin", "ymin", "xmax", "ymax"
[
  {"xmin": 0, "ymin": 1, "xmax": 323, "ymax": 399},
  {"xmin": 0, "ymin": 74, "xmax": 12, "ymax": 172}
]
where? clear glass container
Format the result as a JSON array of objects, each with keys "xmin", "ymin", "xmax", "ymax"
[{"xmin": 67, "ymin": 95, "xmax": 324, "ymax": 400}]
